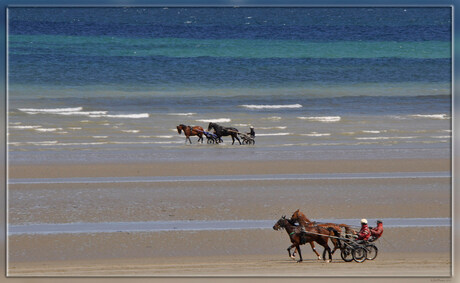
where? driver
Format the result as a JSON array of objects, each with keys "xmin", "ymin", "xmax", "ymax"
[
  {"xmin": 370, "ymin": 220, "xmax": 384, "ymax": 241},
  {"xmin": 356, "ymin": 218, "xmax": 371, "ymax": 242}
]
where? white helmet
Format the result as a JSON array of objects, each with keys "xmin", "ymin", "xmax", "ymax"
[{"xmin": 361, "ymin": 219, "xmax": 368, "ymax": 224}]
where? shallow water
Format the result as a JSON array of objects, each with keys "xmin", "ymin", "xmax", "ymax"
[
  {"xmin": 8, "ymin": 171, "xmax": 451, "ymax": 185},
  {"xmin": 8, "ymin": 218, "xmax": 451, "ymax": 235}
]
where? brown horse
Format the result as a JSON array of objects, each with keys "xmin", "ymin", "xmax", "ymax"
[
  {"xmin": 176, "ymin": 124, "xmax": 204, "ymax": 144},
  {"xmin": 273, "ymin": 216, "xmax": 339, "ymax": 263},
  {"xmin": 290, "ymin": 209, "xmax": 356, "ymax": 257}
]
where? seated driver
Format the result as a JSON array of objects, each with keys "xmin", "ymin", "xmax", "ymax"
[
  {"xmin": 370, "ymin": 220, "xmax": 383, "ymax": 241},
  {"xmin": 356, "ymin": 218, "xmax": 371, "ymax": 243}
]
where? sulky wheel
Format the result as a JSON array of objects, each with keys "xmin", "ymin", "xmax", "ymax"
[
  {"xmin": 340, "ymin": 246, "xmax": 354, "ymax": 262},
  {"xmin": 365, "ymin": 244, "xmax": 378, "ymax": 260},
  {"xmin": 352, "ymin": 246, "xmax": 367, "ymax": 263}
]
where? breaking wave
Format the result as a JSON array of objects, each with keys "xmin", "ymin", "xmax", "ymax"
[
  {"xmin": 196, "ymin": 118, "xmax": 231, "ymax": 123},
  {"xmin": 241, "ymin": 104, "xmax": 302, "ymax": 109},
  {"xmin": 297, "ymin": 116, "xmax": 341, "ymax": 122}
]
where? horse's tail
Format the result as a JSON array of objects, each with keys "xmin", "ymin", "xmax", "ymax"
[{"xmin": 327, "ymin": 227, "xmax": 341, "ymax": 249}]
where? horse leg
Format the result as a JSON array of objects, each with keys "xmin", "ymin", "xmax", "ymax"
[
  {"xmin": 234, "ymin": 134, "xmax": 241, "ymax": 145},
  {"xmin": 287, "ymin": 244, "xmax": 295, "ymax": 260},
  {"xmin": 187, "ymin": 136, "xmax": 192, "ymax": 144},
  {"xmin": 320, "ymin": 241, "xmax": 332, "ymax": 263},
  {"xmin": 290, "ymin": 247, "xmax": 297, "ymax": 260},
  {"xmin": 296, "ymin": 245, "xmax": 303, "ymax": 263},
  {"xmin": 329, "ymin": 228, "xmax": 341, "ymax": 255},
  {"xmin": 310, "ymin": 242, "xmax": 322, "ymax": 260},
  {"xmin": 331, "ymin": 238, "xmax": 340, "ymax": 255}
]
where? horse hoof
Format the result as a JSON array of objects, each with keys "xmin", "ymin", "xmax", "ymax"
[
  {"xmin": 317, "ymin": 256, "xmax": 322, "ymax": 260},
  {"xmin": 290, "ymin": 256, "xmax": 296, "ymax": 260},
  {"xmin": 296, "ymin": 260, "xmax": 303, "ymax": 263},
  {"xmin": 326, "ymin": 260, "xmax": 331, "ymax": 263}
]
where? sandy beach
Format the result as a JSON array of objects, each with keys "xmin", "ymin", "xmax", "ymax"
[{"xmin": 7, "ymin": 158, "xmax": 452, "ymax": 277}]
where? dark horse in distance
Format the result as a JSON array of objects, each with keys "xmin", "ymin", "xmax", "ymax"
[
  {"xmin": 207, "ymin": 122, "xmax": 241, "ymax": 145},
  {"xmin": 176, "ymin": 124, "xmax": 204, "ymax": 144}
]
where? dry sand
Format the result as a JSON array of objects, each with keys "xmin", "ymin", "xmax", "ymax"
[{"xmin": 7, "ymin": 158, "xmax": 452, "ymax": 277}]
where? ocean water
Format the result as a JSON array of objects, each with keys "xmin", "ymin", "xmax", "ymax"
[{"xmin": 7, "ymin": 7, "xmax": 452, "ymax": 164}]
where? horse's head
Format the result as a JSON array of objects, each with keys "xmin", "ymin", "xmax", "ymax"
[
  {"xmin": 291, "ymin": 209, "xmax": 310, "ymax": 224},
  {"xmin": 207, "ymin": 122, "xmax": 214, "ymax": 131},
  {"xmin": 273, "ymin": 215, "xmax": 287, "ymax": 231},
  {"xmin": 177, "ymin": 125, "xmax": 183, "ymax": 134},
  {"xmin": 290, "ymin": 209, "xmax": 300, "ymax": 223}
]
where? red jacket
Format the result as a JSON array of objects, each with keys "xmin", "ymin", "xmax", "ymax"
[
  {"xmin": 371, "ymin": 223, "xmax": 383, "ymax": 239},
  {"xmin": 357, "ymin": 224, "xmax": 371, "ymax": 240}
]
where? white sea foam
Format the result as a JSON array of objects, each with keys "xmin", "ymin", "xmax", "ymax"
[
  {"xmin": 441, "ymin": 130, "xmax": 451, "ymax": 133},
  {"xmin": 93, "ymin": 136, "xmax": 108, "ymax": 139},
  {"xmin": 68, "ymin": 127, "xmax": 82, "ymax": 130},
  {"xmin": 18, "ymin": 107, "xmax": 82, "ymax": 113},
  {"xmin": 9, "ymin": 125, "xmax": 41, "ymax": 129},
  {"xmin": 30, "ymin": 141, "xmax": 58, "ymax": 144},
  {"xmin": 167, "ymin": 113, "xmax": 196, "ymax": 116},
  {"xmin": 355, "ymin": 136, "xmax": 416, "ymax": 140},
  {"xmin": 92, "ymin": 113, "xmax": 149, "ymax": 119},
  {"xmin": 34, "ymin": 128, "xmax": 62, "ymax": 132},
  {"xmin": 121, "ymin": 130, "xmax": 140, "ymax": 133},
  {"xmin": 56, "ymin": 111, "xmax": 108, "ymax": 116},
  {"xmin": 410, "ymin": 114, "xmax": 450, "ymax": 120},
  {"xmin": 262, "ymin": 116, "xmax": 282, "ymax": 121},
  {"xmin": 362, "ymin": 130, "xmax": 381, "ymax": 134},
  {"xmin": 257, "ymin": 126, "xmax": 287, "ymax": 130},
  {"xmin": 18, "ymin": 107, "xmax": 149, "ymax": 119},
  {"xmin": 241, "ymin": 104, "xmax": 302, "ymax": 109},
  {"xmin": 154, "ymin": 135, "xmax": 174, "ymax": 139},
  {"xmin": 9, "ymin": 141, "xmax": 59, "ymax": 146},
  {"xmin": 301, "ymin": 132, "xmax": 331, "ymax": 137},
  {"xmin": 196, "ymin": 118, "xmax": 231, "ymax": 123},
  {"xmin": 430, "ymin": 136, "xmax": 451, "ymax": 139},
  {"xmin": 298, "ymin": 116, "xmax": 341, "ymax": 122},
  {"xmin": 256, "ymin": 133, "xmax": 290, "ymax": 136}
]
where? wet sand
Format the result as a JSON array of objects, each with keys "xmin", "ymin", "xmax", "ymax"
[
  {"xmin": 7, "ymin": 158, "xmax": 452, "ymax": 277},
  {"xmin": 8, "ymin": 158, "xmax": 450, "ymax": 179}
]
